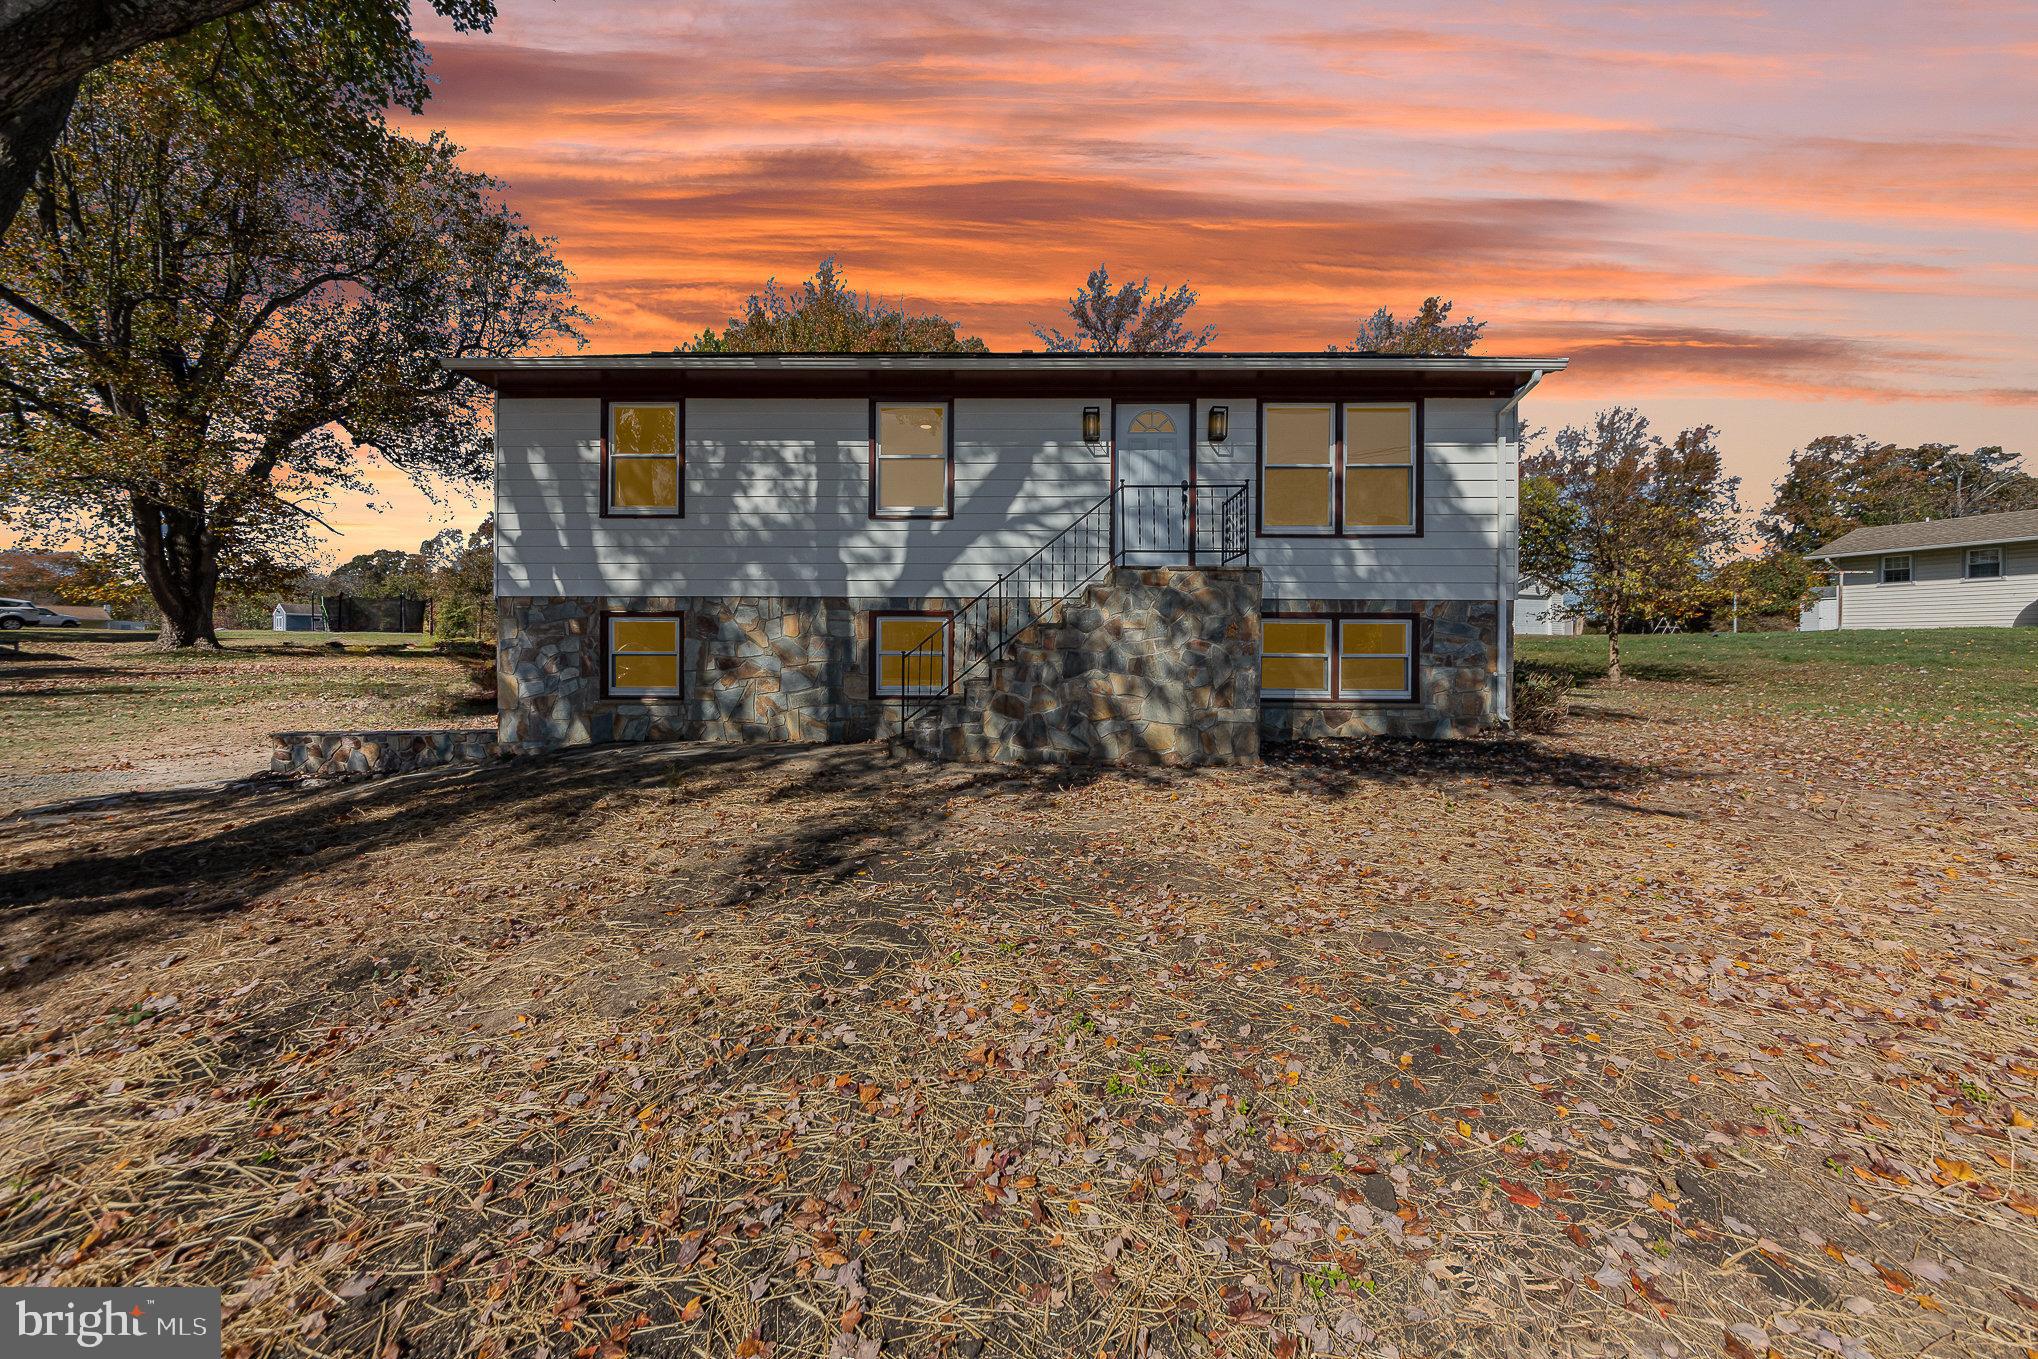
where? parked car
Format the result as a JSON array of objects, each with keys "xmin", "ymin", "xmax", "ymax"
[{"xmin": 0, "ymin": 598, "xmax": 78, "ymax": 628}]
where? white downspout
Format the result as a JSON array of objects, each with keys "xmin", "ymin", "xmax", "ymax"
[{"xmin": 1493, "ymin": 370, "xmax": 1543, "ymax": 726}]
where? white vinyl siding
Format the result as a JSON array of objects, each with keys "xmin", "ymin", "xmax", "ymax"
[
  {"xmin": 495, "ymin": 395, "xmax": 1516, "ymax": 602},
  {"xmin": 1830, "ymin": 543, "xmax": 2038, "ymax": 628}
]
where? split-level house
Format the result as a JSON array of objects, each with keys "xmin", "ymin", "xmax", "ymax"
[
  {"xmin": 1807, "ymin": 507, "xmax": 2038, "ymax": 630},
  {"xmin": 442, "ymin": 353, "xmax": 1564, "ymax": 765}
]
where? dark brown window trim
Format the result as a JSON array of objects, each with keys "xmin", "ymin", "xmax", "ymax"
[
  {"xmin": 869, "ymin": 608, "xmax": 956, "ymax": 698},
  {"xmin": 598, "ymin": 608, "xmax": 687, "ymax": 700},
  {"xmin": 1254, "ymin": 398, "xmax": 1425, "ymax": 540},
  {"xmin": 868, "ymin": 398, "xmax": 956, "ymax": 521},
  {"xmin": 1260, "ymin": 609, "xmax": 1423, "ymax": 705},
  {"xmin": 600, "ymin": 397, "xmax": 685, "ymax": 519}
]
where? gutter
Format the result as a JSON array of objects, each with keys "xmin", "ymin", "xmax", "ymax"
[{"xmin": 1492, "ymin": 370, "xmax": 1544, "ymax": 726}]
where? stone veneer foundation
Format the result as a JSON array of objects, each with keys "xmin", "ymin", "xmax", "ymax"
[
  {"xmin": 1259, "ymin": 598, "xmax": 1503, "ymax": 742},
  {"xmin": 497, "ymin": 579, "xmax": 1503, "ymax": 762},
  {"xmin": 900, "ymin": 567, "xmax": 1262, "ymax": 766}
]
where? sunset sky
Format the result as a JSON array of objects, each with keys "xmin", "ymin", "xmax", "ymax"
[{"xmin": 340, "ymin": 0, "xmax": 2038, "ymax": 557}]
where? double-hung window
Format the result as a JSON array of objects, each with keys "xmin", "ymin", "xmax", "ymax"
[
  {"xmin": 1260, "ymin": 614, "xmax": 1416, "ymax": 703},
  {"xmin": 872, "ymin": 402, "xmax": 952, "ymax": 518},
  {"xmin": 873, "ymin": 613, "xmax": 949, "ymax": 696},
  {"xmin": 1259, "ymin": 618, "xmax": 1333, "ymax": 697},
  {"xmin": 1260, "ymin": 405, "xmax": 1336, "ymax": 533},
  {"xmin": 1880, "ymin": 555, "xmax": 1912, "ymax": 584},
  {"xmin": 1259, "ymin": 401, "xmax": 1419, "ymax": 535},
  {"xmin": 1966, "ymin": 547, "xmax": 2003, "ymax": 579},
  {"xmin": 605, "ymin": 401, "xmax": 682, "ymax": 516},
  {"xmin": 606, "ymin": 615, "xmax": 682, "ymax": 697},
  {"xmin": 1342, "ymin": 404, "xmax": 1417, "ymax": 531}
]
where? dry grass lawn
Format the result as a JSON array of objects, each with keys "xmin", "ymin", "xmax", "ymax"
[
  {"xmin": 0, "ymin": 631, "xmax": 491, "ymax": 808},
  {"xmin": 0, "ymin": 636, "xmax": 2034, "ymax": 1358}
]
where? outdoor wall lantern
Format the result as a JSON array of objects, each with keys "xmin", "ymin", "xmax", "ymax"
[
  {"xmin": 1207, "ymin": 405, "xmax": 1230, "ymax": 444},
  {"xmin": 1082, "ymin": 406, "xmax": 1102, "ymax": 445}
]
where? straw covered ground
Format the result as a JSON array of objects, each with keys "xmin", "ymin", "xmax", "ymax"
[{"xmin": 0, "ymin": 663, "xmax": 2034, "ymax": 1358}]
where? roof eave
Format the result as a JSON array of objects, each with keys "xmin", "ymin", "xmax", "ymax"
[{"xmin": 1814, "ymin": 532, "xmax": 2038, "ymax": 559}]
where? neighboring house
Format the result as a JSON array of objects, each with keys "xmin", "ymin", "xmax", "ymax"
[
  {"xmin": 45, "ymin": 604, "xmax": 111, "ymax": 623},
  {"xmin": 1513, "ymin": 584, "xmax": 1581, "ymax": 636},
  {"xmin": 1809, "ymin": 508, "xmax": 2038, "ymax": 630},
  {"xmin": 273, "ymin": 603, "xmax": 325, "ymax": 631},
  {"xmin": 444, "ymin": 352, "xmax": 1563, "ymax": 764}
]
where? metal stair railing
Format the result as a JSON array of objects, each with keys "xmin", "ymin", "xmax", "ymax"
[{"xmin": 890, "ymin": 482, "xmax": 1250, "ymax": 736}]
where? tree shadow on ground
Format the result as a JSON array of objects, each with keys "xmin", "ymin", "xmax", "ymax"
[
  {"xmin": 0, "ymin": 742, "xmax": 1159, "ymax": 993},
  {"xmin": 1261, "ymin": 732, "xmax": 1693, "ymax": 816}
]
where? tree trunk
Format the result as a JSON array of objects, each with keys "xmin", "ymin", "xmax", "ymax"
[
  {"xmin": 1606, "ymin": 610, "xmax": 1624, "ymax": 683},
  {"xmin": 0, "ymin": 0, "xmax": 264, "ymax": 238},
  {"xmin": 132, "ymin": 497, "xmax": 222, "ymax": 648},
  {"xmin": 0, "ymin": 80, "xmax": 76, "ymax": 240}
]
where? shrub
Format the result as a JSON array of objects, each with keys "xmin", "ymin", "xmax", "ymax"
[{"xmin": 1511, "ymin": 661, "xmax": 1572, "ymax": 734}]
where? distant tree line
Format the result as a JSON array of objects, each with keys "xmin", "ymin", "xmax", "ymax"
[{"xmin": 202, "ymin": 518, "xmax": 497, "ymax": 638}]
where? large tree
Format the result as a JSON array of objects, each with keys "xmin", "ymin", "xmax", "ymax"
[
  {"xmin": 1031, "ymin": 265, "xmax": 1217, "ymax": 353},
  {"xmin": 0, "ymin": 1, "xmax": 496, "ymax": 242},
  {"xmin": 1523, "ymin": 409, "xmax": 1741, "ymax": 680},
  {"xmin": 1759, "ymin": 436, "xmax": 2037, "ymax": 555},
  {"xmin": 1337, "ymin": 296, "xmax": 1486, "ymax": 355},
  {"xmin": 679, "ymin": 258, "xmax": 986, "ymax": 353},
  {"xmin": 0, "ymin": 39, "xmax": 582, "ymax": 647}
]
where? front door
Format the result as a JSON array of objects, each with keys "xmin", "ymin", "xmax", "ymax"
[{"xmin": 1115, "ymin": 403, "xmax": 1192, "ymax": 565}]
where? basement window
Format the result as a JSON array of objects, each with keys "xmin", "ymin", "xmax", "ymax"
[
  {"xmin": 1259, "ymin": 618, "xmax": 1333, "ymax": 698},
  {"xmin": 873, "ymin": 613, "xmax": 950, "ymax": 696},
  {"xmin": 606, "ymin": 614, "xmax": 682, "ymax": 697},
  {"xmin": 1261, "ymin": 614, "xmax": 1417, "ymax": 703}
]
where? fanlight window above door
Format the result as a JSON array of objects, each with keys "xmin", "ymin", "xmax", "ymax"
[{"xmin": 1128, "ymin": 411, "xmax": 1176, "ymax": 434}]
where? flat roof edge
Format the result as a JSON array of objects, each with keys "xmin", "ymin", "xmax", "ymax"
[{"xmin": 441, "ymin": 352, "xmax": 1569, "ymax": 373}]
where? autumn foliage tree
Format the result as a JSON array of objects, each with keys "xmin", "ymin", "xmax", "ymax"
[
  {"xmin": 0, "ymin": 0, "xmax": 498, "ymax": 241},
  {"xmin": 679, "ymin": 258, "xmax": 986, "ymax": 353},
  {"xmin": 1032, "ymin": 265, "xmax": 1217, "ymax": 353},
  {"xmin": 1523, "ymin": 409, "xmax": 1740, "ymax": 680},
  {"xmin": 1338, "ymin": 296, "xmax": 1486, "ymax": 356},
  {"xmin": 1758, "ymin": 435, "xmax": 2037, "ymax": 556},
  {"xmin": 0, "ymin": 35, "xmax": 582, "ymax": 647}
]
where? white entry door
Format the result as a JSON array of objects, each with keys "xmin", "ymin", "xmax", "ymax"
[{"xmin": 1115, "ymin": 403, "xmax": 1192, "ymax": 564}]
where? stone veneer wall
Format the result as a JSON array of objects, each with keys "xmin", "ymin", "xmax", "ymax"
[
  {"xmin": 498, "ymin": 582, "xmax": 1498, "ymax": 759},
  {"xmin": 914, "ymin": 567, "xmax": 1261, "ymax": 766},
  {"xmin": 499, "ymin": 594, "xmax": 957, "ymax": 752},
  {"xmin": 272, "ymin": 729, "xmax": 498, "ymax": 779},
  {"xmin": 1256, "ymin": 598, "xmax": 1502, "ymax": 741}
]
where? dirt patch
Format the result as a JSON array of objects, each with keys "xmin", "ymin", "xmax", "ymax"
[
  {"xmin": 0, "ymin": 638, "xmax": 490, "ymax": 811},
  {"xmin": 0, "ymin": 696, "xmax": 2033, "ymax": 1358}
]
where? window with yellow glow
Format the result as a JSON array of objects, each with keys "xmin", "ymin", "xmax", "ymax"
[
  {"xmin": 1342, "ymin": 404, "xmax": 1416, "ymax": 531},
  {"xmin": 1338, "ymin": 618, "xmax": 1413, "ymax": 699},
  {"xmin": 1259, "ymin": 618, "xmax": 1332, "ymax": 697},
  {"xmin": 874, "ymin": 404, "xmax": 950, "ymax": 516},
  {"xmin": 608, "ymin": 402, "xmax": 681, "ymax": 515},
  {"xmin": 1260, "ymin": 404, "xmax": 1334, "ymax": 531},
  {"xmin": 607, "ymin": 615, "xmax": 681, "ymax": 696},
  {"xmin": 874, "ymin": 614, "xmax": 949, "ymax": 696},
  {"xmin": 1260, "ymin": 615, "xmax": 1415, "ymax": 702}
]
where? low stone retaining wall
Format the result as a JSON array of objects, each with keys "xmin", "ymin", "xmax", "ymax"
[{"xmin": 271, "ymin": 729, "xmax": 499, "ymax": 779}]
